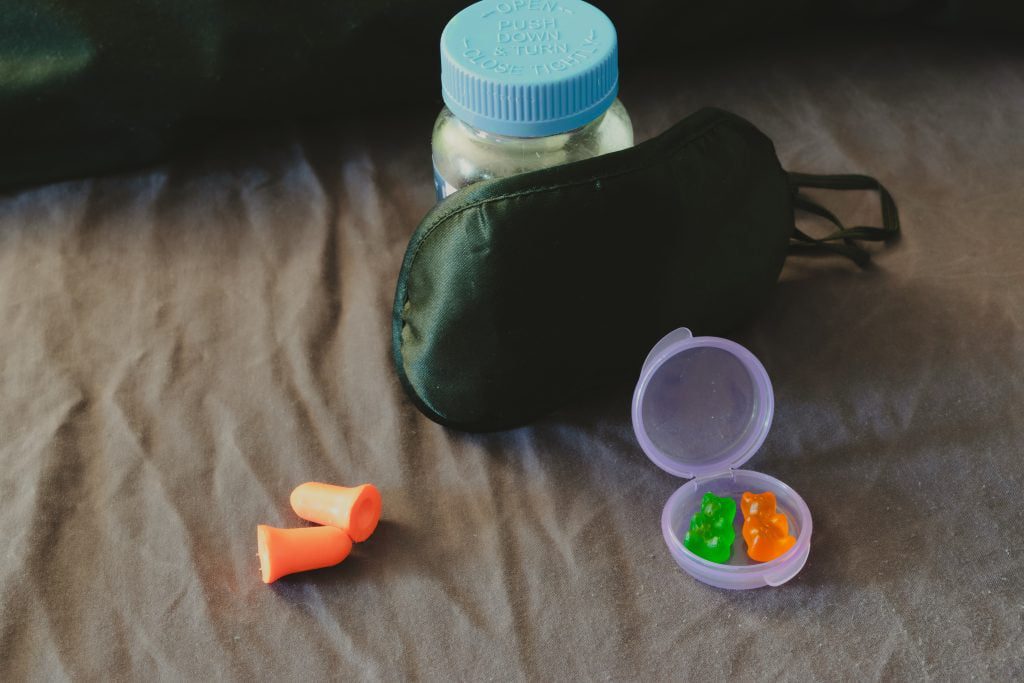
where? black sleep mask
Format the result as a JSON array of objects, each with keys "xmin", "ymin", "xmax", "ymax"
[{"xmin": 392, "ymin": 107, "xmax": 899, "ymax": 431}]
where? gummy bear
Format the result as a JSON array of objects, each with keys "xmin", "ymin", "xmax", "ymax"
[
  {"xmin": 740, "ymin": 491, "xmax": 796, "ymax": 562},
  {"xmin": 683, "ymin": 492, "xmax": 736, "ymax": 564}
]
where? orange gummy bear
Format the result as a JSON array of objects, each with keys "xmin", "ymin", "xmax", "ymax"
[{"xmin": 740, "ymin": 491, "xmax": 796, "ymax": 562}]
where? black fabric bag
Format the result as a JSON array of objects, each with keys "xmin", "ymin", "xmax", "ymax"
[
  {"xmin": 3, "ymin": 0, "xmax": 1019, "ymax": 190},
  {"xmin": 392, "ymin": 108, "xmax": 899, "ymax": 431}
]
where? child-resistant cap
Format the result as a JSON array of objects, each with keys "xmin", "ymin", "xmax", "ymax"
[
  {"xmin": 441, "ymin": 0, "xmax": 619, "ymax": 137},
  {"xmin": 631, "ymin": 328, "xmax": 775, "ymax": 479}
]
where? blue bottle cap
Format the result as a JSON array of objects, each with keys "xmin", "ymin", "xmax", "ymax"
[{"xmin": 440, "ymin": 0, "xmax": 619, "ymax": 137}]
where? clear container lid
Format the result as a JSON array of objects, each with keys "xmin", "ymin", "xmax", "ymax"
[{"xmin": 631, "ymin": 328, "xmax": 774, "ymax": 479}]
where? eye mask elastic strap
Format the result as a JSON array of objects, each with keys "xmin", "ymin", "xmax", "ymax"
[{"xmin": 787, "ymin": 172, "xmax": 901, "ymax": 267}]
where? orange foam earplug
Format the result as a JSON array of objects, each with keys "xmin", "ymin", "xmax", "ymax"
[
  {"xmin": 290, "ymin": 482, "xmax": 382, "ymax": 542},
  {"xmin": 256, "ymin": 524, "xmax": 353, "ymax": 583}
]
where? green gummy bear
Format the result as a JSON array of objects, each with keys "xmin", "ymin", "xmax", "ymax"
[{"xmin": 683, "ymin": 492, "xmax": 737, "ymax": 564}]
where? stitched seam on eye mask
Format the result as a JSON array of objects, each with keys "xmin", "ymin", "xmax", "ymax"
[{"xmin": 401, "ymin": 115, "xmax": 735, "ymax": 319}]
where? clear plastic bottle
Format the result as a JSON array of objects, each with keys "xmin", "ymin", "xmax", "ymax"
[{"xmin": 432, "ymin": 0, "xmax": 633, "ymax": 200}]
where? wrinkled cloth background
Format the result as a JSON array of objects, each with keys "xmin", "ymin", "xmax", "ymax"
[{"xmin": 2, "ymin": 30, "xmax": 1023, "ymax": 679}]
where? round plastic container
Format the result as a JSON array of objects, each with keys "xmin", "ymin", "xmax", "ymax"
[{"xmin": 632, "ymin": 328, "xmax": 812, "ymax": 589}]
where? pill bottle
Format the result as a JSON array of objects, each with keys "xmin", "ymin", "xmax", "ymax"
[{"xmin": 432, "ymin": 0, "xmax": 634, "ymax": 200}]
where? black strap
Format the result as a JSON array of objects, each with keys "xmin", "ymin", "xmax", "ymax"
[{"xmin": 788, "ymin": 172, "xmax": 901, "ymax": 267}]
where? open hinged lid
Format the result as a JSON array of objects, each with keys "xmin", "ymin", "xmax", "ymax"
[{"xmin": 631, "ymin": 328, "xmax": 774, "ymax": 479}]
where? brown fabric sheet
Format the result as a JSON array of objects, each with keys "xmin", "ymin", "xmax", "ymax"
[{"xmin": 2, "ymin": 32, "xmax": 1023, "ymax": 679}]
